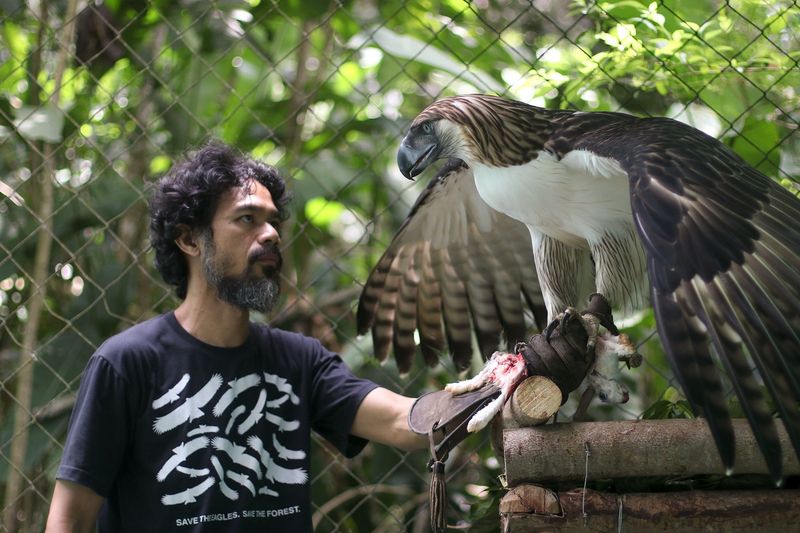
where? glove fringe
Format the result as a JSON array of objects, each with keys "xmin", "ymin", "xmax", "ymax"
[{"xmin": 429, "ymin": 458, "xmax": 447, "ymax": 533}]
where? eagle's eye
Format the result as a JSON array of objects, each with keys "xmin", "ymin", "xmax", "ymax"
[{"xmin": 421, "ymin": 122, "xmax": 433, "ymax": 134}]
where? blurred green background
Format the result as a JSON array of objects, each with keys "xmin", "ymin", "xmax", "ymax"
[{"xmin": 1, "ymin": 0, "xmax": 798, "ymax": 530}]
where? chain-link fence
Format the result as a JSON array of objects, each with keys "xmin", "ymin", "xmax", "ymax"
[{"xmin": 1, "ymin": 0, "xmax": 798, "ymax": 531}]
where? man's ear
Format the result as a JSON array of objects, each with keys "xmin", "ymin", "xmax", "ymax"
[{"xmin": 175, "ymin": 225, "xmax": 201, "ymax": 257}]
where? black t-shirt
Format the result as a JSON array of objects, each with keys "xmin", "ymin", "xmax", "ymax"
[{"xmin": 56, "ymin": 312, "xmax": 379, "ymax": 532}]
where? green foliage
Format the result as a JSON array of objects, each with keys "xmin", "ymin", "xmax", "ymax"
[
  {"xmin": 729, "ymin": 117, "xmax": 781, "ymax": 176},
  {"xmin": 642, "ymin": 387, "xmax": 695, "ymax": 420}
]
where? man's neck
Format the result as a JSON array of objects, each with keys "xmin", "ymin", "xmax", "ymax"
[{"xmin": 174, "ymin": 289, "xmax": 251, "ymax": 348}]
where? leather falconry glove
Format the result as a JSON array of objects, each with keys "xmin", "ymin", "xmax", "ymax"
[{"xmin": 408, "ymin": 293, "xmax": 620, "ymax": 533}]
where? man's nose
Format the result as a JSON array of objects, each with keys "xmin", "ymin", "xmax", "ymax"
[{"xmin": 258, "ymin": 222, "xmax": 280, "ymax": 245}]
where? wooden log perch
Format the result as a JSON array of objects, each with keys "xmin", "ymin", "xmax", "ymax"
[
  {"xmin": 504, "ymin": 419, "xmax": 800, "ymax": 485},
  {"xmin": 499, "ymin": 484, "xmax": 561, "ymax": 515},
  {"xmin": 505, "ymin": 375, "xmax": 563, "ymax": 427},
  {"xmin": 492, "ymin": 376, "xmax": 563, "ymax": 456},
  {"xmin": 500, "ymin": 484, "xmax": 800, "ymax": 532}
]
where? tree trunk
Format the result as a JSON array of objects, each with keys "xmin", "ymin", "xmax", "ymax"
[{"xmin": 3, "ymin": 0, "xmax": 78, "ymax": 530}]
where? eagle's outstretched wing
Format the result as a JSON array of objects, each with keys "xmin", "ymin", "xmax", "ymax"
[
  {"xmin": 583, "ymin": 116, "xmax": 800, "ymax": 482},
  {"xmin": 357, "ymin": 159, "xmax": 546, "ymax": 373}
]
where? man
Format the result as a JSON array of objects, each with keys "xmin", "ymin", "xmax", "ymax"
[{"xmin": 46, "ymin": 142, "xmax": 427, "ymax": 532}]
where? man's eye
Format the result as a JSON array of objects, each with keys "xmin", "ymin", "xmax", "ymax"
[{"xmin": 239, "ymin": 214, "xmax": 254, "ymax": 223}]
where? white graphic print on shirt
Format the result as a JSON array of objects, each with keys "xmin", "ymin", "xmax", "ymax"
[{"xmin": 151, "ymin": 371, "xmax": 307, "ymax": 506}]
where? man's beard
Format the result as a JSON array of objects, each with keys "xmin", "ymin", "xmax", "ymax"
[{"xmin": 201, "ymin": 232, "xmax": 282, "ymax": 313}]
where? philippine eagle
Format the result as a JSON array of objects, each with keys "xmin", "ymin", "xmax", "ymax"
[{"xmin": 357, "ymin": 94, "xmax": 800, "ymax": 483}]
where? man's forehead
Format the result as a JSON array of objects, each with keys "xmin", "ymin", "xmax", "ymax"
[{"xmin": 221, "ymin": 181, "xmax": 276, "ymax": 210}]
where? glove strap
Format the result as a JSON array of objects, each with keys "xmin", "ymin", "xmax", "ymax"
[{"xmin": 409, "ymin": 384, "xmax": 502, "ymax": 530}]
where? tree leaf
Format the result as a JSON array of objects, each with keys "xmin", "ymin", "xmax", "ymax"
[
  {"xmin": 730, "ymin": 117, "xmax": 781, "ymax": 177},
  {"xmin": 13, "ymin": 105, "xmax": 64, "ymax": 143}
]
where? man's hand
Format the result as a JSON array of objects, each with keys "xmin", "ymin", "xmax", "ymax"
[{"xmin": 444, "ymin": 351, "xmax": 528, "ymax": 432}]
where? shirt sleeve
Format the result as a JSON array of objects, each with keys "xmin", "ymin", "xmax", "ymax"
[
  {"xmin": 56, "ymin": 355, "xmax": 132, "ymax": 497},
  {"xmin": 308, "ymin": 343, "xmax": 379, "ymax": 457}
]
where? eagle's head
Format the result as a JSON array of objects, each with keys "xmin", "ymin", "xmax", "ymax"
[
  {"xmin": 397, "ymin": 96, "xmax": 473, "ymax": 179},
  {"xmin": 397, "ymin": 94, "xmax": 553, "ymax": 179}
]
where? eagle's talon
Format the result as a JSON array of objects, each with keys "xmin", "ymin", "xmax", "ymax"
[
  {"xmin": 582, "ymin": 293, "xmax": 619, "ymax": 335},
  {"xmin": 559, "ymin": 309, "xmax": 573, "ymax": 337},
  {"xmin": 546, "ymin": 307, "xmax": 591, "ymax": 353},
  {"xmin": 563, "ymin": 313, "xmax": 588, "ymax": 353},
  {"xmin": 543, "ymin": 319, "xmax": 559, "ymax": 342}
]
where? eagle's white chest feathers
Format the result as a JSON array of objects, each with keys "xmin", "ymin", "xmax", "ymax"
[{"xmin": 471, "ymin": 150, "xmax": 632, "ymax": 247}]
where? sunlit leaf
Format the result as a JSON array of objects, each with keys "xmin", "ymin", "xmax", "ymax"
[
  {"xmin": 304, "ymin": 197, "xmax": 346, "ymax": 229},
  {"xmin": 3, "ymin": 20, "xmax": 28, "ymax": 59},
  {"xmin": 149, "ymin": 155, "xmax": 172, "ymax": 175}
]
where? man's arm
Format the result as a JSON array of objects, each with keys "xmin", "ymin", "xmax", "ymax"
[
  {"xmin": 45, "ymin": 479, "xmax": 104, "ymax": 533},
  {"xmin": 350, "ymin": 387, "xmax": 428, "ymax": 451}
]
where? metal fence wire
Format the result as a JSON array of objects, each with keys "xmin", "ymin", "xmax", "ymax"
[{"xmin": 1, "ymin": 0, "xmax": 799, "ymax": 531}]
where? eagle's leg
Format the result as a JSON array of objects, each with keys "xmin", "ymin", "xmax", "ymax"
[
  {"xmin": 589, "ymin": 227, "xmax": 649, "ymax": 315},
  {"xmin": 530, "ymin": 232, "xmax": 594, "ymax": 323}
]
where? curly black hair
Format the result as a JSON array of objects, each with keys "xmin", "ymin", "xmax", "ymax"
[{"xmin": 149, "ymin": 141, "xmax": 291, "ymax": 299}]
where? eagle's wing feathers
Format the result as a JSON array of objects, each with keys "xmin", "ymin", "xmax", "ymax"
[
  {"xmin": 357, "ymin": 160, "xmax": 546, "ymax": 373},
  {"xmin": 614, "ymin": 118, "xmax": 800, "ymax": 481}
]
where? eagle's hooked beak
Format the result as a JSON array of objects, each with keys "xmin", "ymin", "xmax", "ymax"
[{"xmin": 397, "ymin": 130, "xmax": 440, "ymax": 180}]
